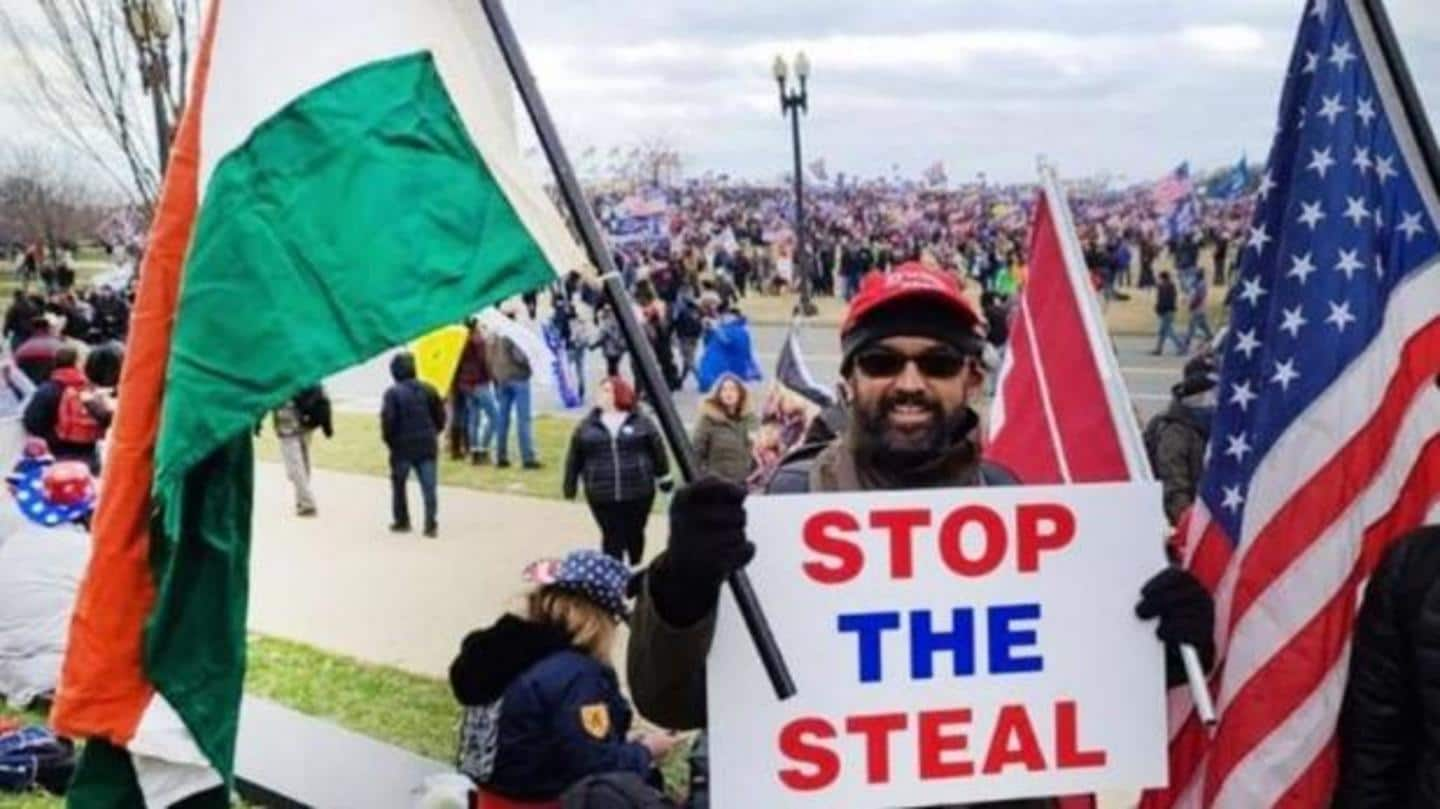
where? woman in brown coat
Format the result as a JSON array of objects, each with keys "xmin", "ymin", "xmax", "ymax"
[{"xmin": 691, "ymin": 373, "xmax": 755, "ymax": 485}]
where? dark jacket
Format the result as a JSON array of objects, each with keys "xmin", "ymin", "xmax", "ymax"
[
  {"xmin": 380, "ymin": 353, "xmax": 445, "ymax": 460},
  {"xmin": 692, "ymin": 401, "xmax": 754, "ymax": 485},
  {"xmin": 627, "ymin": 419, "xmax": 1051, "ymax": 809},
  {"xmin": 23, "ymin": 366, "xmax": 111, "ymax": 462},
  {"xmin": 1150, "ymin": 401, "xmax": 1210, "ymax": 525},
  {"xmin": 1334, "ymin": 525, "xmax": 1440, "ymax": 808},
  {"xmin": 1155, "ymin": 278, "xmax": 1178, "ymax": 316},
  {"xmin": 450, "ymin": 615, "xmax": 651, "ymax": 801},
  {"xmin": 455, "ymin": 336, "xmax": 492, "ymax": 392},
  {"xmin": 563, "ymin": 409, "xmax": 670, "ymax": 504}
]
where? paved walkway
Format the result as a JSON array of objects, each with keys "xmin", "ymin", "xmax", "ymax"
[{"xmin": 248, "ymin": 462, "xmax": 664, "ymax": 679}]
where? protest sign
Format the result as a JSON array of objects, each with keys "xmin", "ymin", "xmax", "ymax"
[{"xmin": 708, "ymin": 482, "xmax": 1170, "ymax": 808}]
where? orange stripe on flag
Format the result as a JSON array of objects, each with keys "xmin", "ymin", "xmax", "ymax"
[{"xmin": 51, "ymin": 0, "xmax": 222, "ymax": 746}]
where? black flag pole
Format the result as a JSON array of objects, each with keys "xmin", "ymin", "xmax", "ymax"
[
  {"xmin": 479, "ymin": 0, "xmax": 796, "ymax": 701},
  {"xmin": 1361, "ymin": 0, "xmax": 1440, "ymax": 191}
]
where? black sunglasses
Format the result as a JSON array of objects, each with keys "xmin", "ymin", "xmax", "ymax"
[{"xmin": 854, "ymin": 347, "xmax": 970, "ymax": 379}]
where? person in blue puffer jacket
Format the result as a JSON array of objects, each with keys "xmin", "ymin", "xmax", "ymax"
[{"xmin": 449, "ymin": 549, "xmax": 679, "ymax": 806}]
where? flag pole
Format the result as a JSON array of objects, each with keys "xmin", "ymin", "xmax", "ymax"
[
  {"xmin": 1039, "ymin": 160, "xmax": 1218, "ymax": 728},
  {"xmin": 1360, "ymin": 0, "xmax": 1440, "ymax": 192},
  {"xmin": 478, "ymin": 0, "xmax": 796, "ymax": 701}
]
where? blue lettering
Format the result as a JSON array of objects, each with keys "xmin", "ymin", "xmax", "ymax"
[
  {"xmin": 837, "ymin": 611, "xmax": 901, "ymax": 683},
  {"xmin": 910, "ymin": 608, "xmax": 976, "ymax": 680},
  {"xmin": 988, "ymin": 603, "xmax": 1044, "ymax": 674}
]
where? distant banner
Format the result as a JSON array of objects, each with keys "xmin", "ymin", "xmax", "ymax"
[{"xmin": 607, "ymin": 213, "xmax": 669, "ymax": 246}]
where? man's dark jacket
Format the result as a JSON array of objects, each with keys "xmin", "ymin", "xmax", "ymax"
[
  {"xmin": 380, "ymin": 353, "xmax": 444, "ymax": 460},
  {"xmin": 1334, "ymin": 525, "xmax": 1440, "ymax": 808}
]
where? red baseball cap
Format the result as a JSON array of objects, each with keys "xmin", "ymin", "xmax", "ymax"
[{"xmin": 840, "ymin": 262, "xmax": 985, "ymax": 369}]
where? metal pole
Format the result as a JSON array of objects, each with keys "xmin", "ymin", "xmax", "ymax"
[
  {"xmin": 479, "ymin": 0, "xmax": 796, "ymax": 701},
  {"xmin": 789, "ymin": 105, "xmax": 812, "ymax": 316},
  {"xmin": 150, "ymin": 66, "xmax": 171, "ymax": 173},
  {"xmin": 1361, "ymin": 0, "xmax": 1440, "ymax": 193}
]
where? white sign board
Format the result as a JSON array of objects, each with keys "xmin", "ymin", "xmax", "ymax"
[{"xmin": 708, "ymin": 482, "xmax": 1170, "ymax": 808}]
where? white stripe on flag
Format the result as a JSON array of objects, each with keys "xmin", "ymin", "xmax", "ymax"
[
  {"xmin": 1236, "ymin": 258, "xmax": 1440, "ymax": 546},
  {"xmin": 129, "ymin": 694, "xmax": 223, "ymax": 807},
  {"xmin": 1212, "ymin": 644, "xmax": 1352, "ymax": 808},
  {"xmin": 1218, "ymin": 354, "xmax": 1440, "ymax": 714},
  {"xmin": 1217, "ymin": 381, "xmax": 1440, "ymax": 761},
  {"xmin": 1015, "ymin": 295, "xmax": 1072, "ymax": 481}
]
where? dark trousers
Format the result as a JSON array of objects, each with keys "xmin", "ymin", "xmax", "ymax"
[
  {"xmin": 588, "ymin": 495, "xmax": 653, "ymax": 566},
  {"xmin": 390, "ymin": 455, "xmax": 437, "ymax": 529}
]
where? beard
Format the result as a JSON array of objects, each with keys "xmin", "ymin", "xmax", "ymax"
[{"xmin": 852, "ymin": 388, "xmax": 977, "ymax": 475}]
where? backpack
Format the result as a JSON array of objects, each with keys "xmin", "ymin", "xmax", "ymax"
[
  {"xmin": 293, "ymin": 385, "xmax": 330, "ymax": 431},
  {"xmin": 1142, "ymin": 412, "xmax": 1175, "ymax": 476},
  {"xmin": 55, "ymin": 385, "xmax": 103, "ymax": 444},
  {"xmin": 0, "ymin": 726, "xmax": 76, "ymax": 795}
]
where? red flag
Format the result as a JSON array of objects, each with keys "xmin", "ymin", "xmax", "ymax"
[
  {"xmin": 986, "ymin": 173, "xmax": 1146, "ymax": 485},
  {"xmin": 986, "ymin": 169, "xmax": 1149, "ymax": 809}
]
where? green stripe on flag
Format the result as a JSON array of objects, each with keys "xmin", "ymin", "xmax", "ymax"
[{"xmin": 142, "ymin": 50, "xmax": 558, "ymax": 789}]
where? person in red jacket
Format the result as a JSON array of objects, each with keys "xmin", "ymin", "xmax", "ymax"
[{"xmin": 21, "ymin": 346, "xmax": 112, "ymax": 472}]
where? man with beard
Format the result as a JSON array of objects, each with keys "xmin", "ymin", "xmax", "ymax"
[{"xmin": 627, "ymin": 263, "xmax": 1214, "ymax": 809}]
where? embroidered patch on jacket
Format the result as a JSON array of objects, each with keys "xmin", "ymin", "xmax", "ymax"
[{"xmin": 580, "ymin": 703, "xmax": 611, "ymax": 739}]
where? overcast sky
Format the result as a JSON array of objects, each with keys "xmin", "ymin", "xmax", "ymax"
[{"xmin": 2, "ymin": 1, "xmax": 1437, "ymax": 186}]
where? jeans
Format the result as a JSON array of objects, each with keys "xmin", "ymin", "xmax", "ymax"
[
  {"xmin": 1155, "ymin": 312, "xmax": 1185, "ymax": 355},
  {"xmin": 390, "ymin": 455, "xmax": 437, "ymax": 529},
  {"xmin": 495, "ymin": 380, "xmax": 535, "ymax": 464},
  {"xmin": 568, "ymin": 346, "xmax": 587, "ymax": 401},
  {"xmin": 1184, "ymin": 310, "xmax": 1214, "ymax": 351},
  {"xmin": 278, "ymin": 430, "xmax": 315, "ymax": 512},
  {"xmin": 466, "ymin": 385, "xmax": 498, "ymax": 454}
]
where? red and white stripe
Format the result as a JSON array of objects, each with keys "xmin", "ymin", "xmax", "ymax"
[{"xmin": 1142, "ymin": 4, "xmax": 1440, "ymax": 805}]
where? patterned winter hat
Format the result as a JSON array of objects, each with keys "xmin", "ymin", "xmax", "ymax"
[{"xmin": 524, "ymin": 549, "xmax": 631, "ymax": 620}]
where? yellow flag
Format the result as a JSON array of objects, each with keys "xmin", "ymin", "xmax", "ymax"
[{"xmin": 411, "ymin": 324, "xmax": 469, "ymax": 393}]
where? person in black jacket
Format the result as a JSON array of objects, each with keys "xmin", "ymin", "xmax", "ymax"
[
  {"xmin": 449, "ymin": 549, "xmax": 677, "ymax": 803},
  {"xmin": 563, "ymin": 376, "xmax": 672, "ymax": 565},
  {"xmin": 1151, "ymin": 271, "xmax": 1185, "ymax": 356},
  {"xmin": 1334, "ymin": 523, "xmax": 1440, "ymax": 807},
  {"xmin": 381, "ymin": 351, "xmax": 445, "ymax": 537},
  {"xmin": 22, "ymin": 345, "xmax": 113, "ymax": 472}
]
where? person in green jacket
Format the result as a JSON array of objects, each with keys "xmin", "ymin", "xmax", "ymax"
[{"xmin": 691, "ymin": 373, "xmax": 755, "ymax": 486}]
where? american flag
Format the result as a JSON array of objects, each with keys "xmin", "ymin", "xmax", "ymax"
[
  {"xmin": 1153, "ymin": 162, "xmax": 1194, "ymax": 211},
  {"xmin": 1143, "ymin": 1, "xmax": 1440, "ymax": 807}
]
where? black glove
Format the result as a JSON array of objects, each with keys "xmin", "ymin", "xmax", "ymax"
[
  {"xmin": 1136, "ymin": 567, "xmax": 1216, "ymax": 688},
  {"xmin": 648, "ymin": 476, "xmax": 755, "ymax": 628}
]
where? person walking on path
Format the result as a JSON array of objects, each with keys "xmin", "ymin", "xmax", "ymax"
[
  {"xmin": 562, "ymin": 377, "xmax": 672, "ymax": 566},
  {"xmin": 1151, "ymin": 270, "xmax": 1186, "ymax": 356},
  {"xmin": 488, "ymin": 319, "xmax": 541, "ymax": 470},
  {"xmin": 265, "ymin": 385, "xmax": 332, "ymax": 517},
  {"xmin": 595, "ymin": 305, "xmax": 627, "ymax": 378},
  {"xmin": 1144, "ymin": 356, "xmax": 1217, "ymax": 526},
  {"xmin": 455, "ymin": 321, "xmax": 498, "ymax": 466},
  {"xmin": 691, "ymin": 373, "xmax": 754, "ymax": 486},
  {"xmin": 1181, "ymin": 269, "xmax": 1214, "ymax": 352},
  {"xmin": 381, "ymin": 351, "xmax": 445, "ymax": 538}
]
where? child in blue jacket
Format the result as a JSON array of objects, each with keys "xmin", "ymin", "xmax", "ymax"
[{"xmin": 450, "ymin": 550, "xmax": 678, "ymax": 804}]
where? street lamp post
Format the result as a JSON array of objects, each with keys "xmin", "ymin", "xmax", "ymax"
[
  {"xmin": 125, "ymin": 0, "xmax": 175, "ymax": 175},
  {"xmin": 773, "ymin": 52, "xmax": 816, "ymax": 317}
]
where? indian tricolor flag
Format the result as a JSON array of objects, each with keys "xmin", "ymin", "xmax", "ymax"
[{"xmin": 52, "ymin": 1, "xmax": 583, "ymax": 804}]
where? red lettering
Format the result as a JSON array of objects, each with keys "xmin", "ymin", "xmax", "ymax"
[
  {"xmin": 802, "ymin": 510, "xmax": 863, "ymax": 584},
  {"xmin": 845, "ymin": 713, "xmax": 908, "ymax": 784},
  {"xmin": 869, "ymin": 509, "xmax": 931, "ymax": 579},
  {"xmin": 918, "ymin": 709, "xmax": 974, "ymax": 779},
  {"xmin": 982, "ymin": 704, "xmax": 1047, "ymax": 774},
  {"xmin": 1016, "ymin": 503, "xmax": 1076, "ymax": 573},
  {"xmin": 1055, "ymin": 701, "xmax": 1108, "ymax": 769},
  {"xmin": 778, "ymin": 717, "xmax": 840, "ymax": 791},
  {"xmin": 938, "ymin": 505, "xmax": 1007, "ymax": 576}
]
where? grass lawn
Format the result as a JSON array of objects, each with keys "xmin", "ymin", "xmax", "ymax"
[{"xmin": 256, "ymin": 412, "xmax": 576, "ymax": 502}]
